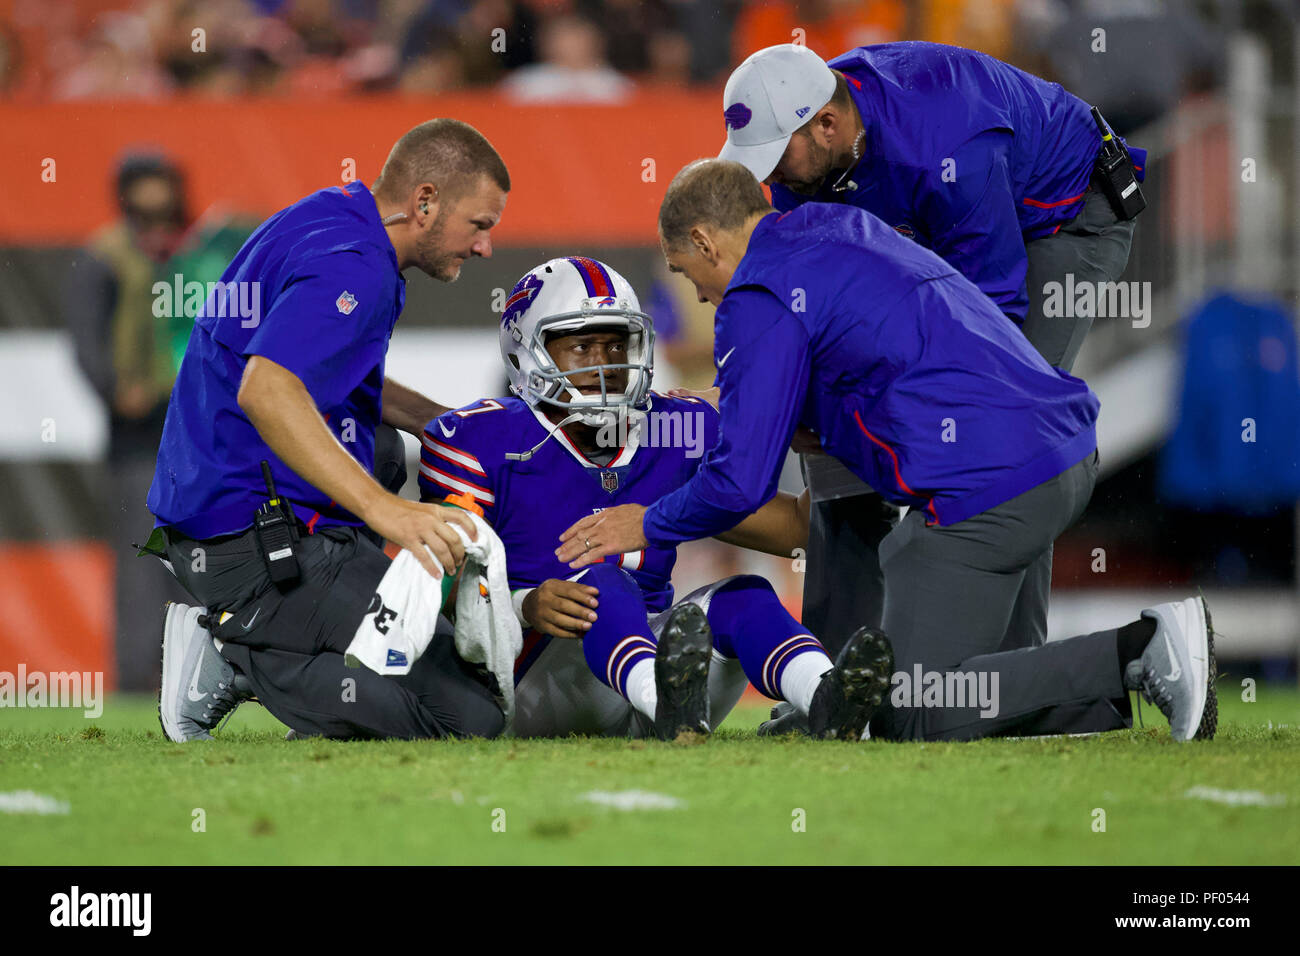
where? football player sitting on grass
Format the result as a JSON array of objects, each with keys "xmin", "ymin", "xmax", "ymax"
[{"xmin": 419, "ymin": 256, "xmax": 893, "ymax": 740}]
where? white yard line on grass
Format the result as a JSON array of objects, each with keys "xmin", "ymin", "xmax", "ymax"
[
  {"xmin": 0, "ymin": 790, "xmax": 70, "ymax": 815},
  {"xmin": 580, "ymin": 790, "xmax": 685, "ymax": 810},
  {"xmin": 1184, "ymin": 786, "xmax": 1286, "ymax": 807}
]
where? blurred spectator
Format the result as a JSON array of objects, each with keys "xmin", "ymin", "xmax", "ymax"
[
  {"xmin": 398, "ymin": 0, "xmax": 530, "ymax": 89},
  {"xmin": 1, "ymin": 0, "xmax": 748, "ymax": 99},
  {"xmin": 577, "ymin": 0, "xmax": 676, "ymax": 74},
  {"xmin": 916, "ymin": 0, "xmax": 1017, "ymax": 60},
  {"xmin": 732, "ymin": 0, "xmax": 905, "ymax": 64},
  {"xmin": 398, "ymin": 43, "xmax": 468, "ymax": 91},
  {"xmin": 501, "ymin": 12, "xmax": 632, "ymax": 101},
  {"xmin": 66, "ymin": 152, "xmax": 255, "ymax": 691},
  {"xmin": 52, "ymin": 10, "xmax": 174, "ymax": 99},
  {"xmin": 0, "ymin": 22, "xmax": 21, "ymax": 95},
  {"xmin": 645, "ymin": 28, "xmax": 691, "ymax": 87},
  {"xmin": 670, "ymin": 0, "xmax": 738, "ymax": 84}
]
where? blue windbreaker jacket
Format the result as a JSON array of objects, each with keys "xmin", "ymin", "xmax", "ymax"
[
  {"xmin": 642, "ymin": 204, "xmax": 1099, "ymax": 546},
  {"xmin": 769, "ymin": 42, "xmax": 1147, "ymax": 325}
]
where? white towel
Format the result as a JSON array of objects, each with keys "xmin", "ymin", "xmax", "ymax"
[
  {"xmin": 343, "ymin": 513, "xmax": 522, "ymax": 723},
  {"xmin": 449, "ymin": 513, "xmax": 523, "ymax": 726}
]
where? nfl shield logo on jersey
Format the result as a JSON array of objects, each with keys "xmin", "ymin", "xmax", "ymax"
[
  {"xmin": 336, "ymin": 291, "xmax": 358, "ymax": 314},
  {"xmin": 600, "ymin": 469, "xmax": 619, "ymax": 493}
]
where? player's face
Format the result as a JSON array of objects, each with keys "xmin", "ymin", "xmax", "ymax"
[
  {"xmin": 415, "ymin": 175, "xmax": 508, "ymax": 282},
  {"xmin": 765, "ymin": 127, "xmax": 834, "ymax": 196},
  {"xmin": 545, "ymin": 329, "xmax": 630, "ymax": 395}
]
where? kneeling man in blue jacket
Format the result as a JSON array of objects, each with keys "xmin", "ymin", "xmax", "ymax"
[{"xmin": 558, "ymin": 159, "xmax": 1214, "ymax": 743}]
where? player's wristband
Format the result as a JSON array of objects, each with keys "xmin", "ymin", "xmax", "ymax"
[{"xmin": 512, "ymin": 588, "xmax": 535, "ymax": 628}]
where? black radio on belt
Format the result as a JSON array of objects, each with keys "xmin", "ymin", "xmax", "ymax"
[
  {"xmin": 1090, "ymin": 107, "xmax": 1146, "ymax": 221},
  {"xmin": 254, "ymin": 460, "xmax": 301, "ymax": 590}
]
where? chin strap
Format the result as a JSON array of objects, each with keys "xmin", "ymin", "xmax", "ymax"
[
  {"xmin": 505, "ymin": 412, "xmax": 585, "ymax": 461},
  {"xmin": 505, "ymin": 405, "xmax": 647, "ymax": 463}
]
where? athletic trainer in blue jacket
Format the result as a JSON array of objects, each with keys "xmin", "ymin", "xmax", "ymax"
[
  {"xmin": 716, "ymin": 42, "xmax": 1147, "ymax": 686},
  {"xmin": 720, "ymin": 41, "xmax": 1145, "ymax": 359},
  {"xmin": 558, "ymin": 161, "xmax": 1214, "ymax": 743},
  {"xmin": 150, "ymin": 119, "xmax": 510, "ymax": 743}
]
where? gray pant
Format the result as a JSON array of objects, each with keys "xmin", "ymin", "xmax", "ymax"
[
  {"xmin": 799, "ymin": 481, "xmax": 896, "ymax": 656},
  {"xmin": 1021, "ymin": 186, "xmax": 1137, "ymax": 374},
  {"xmin": 802, "ymin": 186, "xmax": 1137, "ymax": 657},
  {"xmin": 872, "ymin": 450, "xmax": 1132, "ymax": 741},
  {"xmin": 163, "ymin": 525, "xmax": 503, "ymax": 740},
  {"xmin": 155, "ymin": 425, "xmax": 503, "ymax": 740}
]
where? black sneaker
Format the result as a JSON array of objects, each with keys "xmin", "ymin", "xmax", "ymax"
[
  {"xmin": 808, "ymin": 626, "xmax": 894, "ymax": 740},
  {"xmin": 653, "ymin": 603, "xmax": 712, "ymax": 740}
]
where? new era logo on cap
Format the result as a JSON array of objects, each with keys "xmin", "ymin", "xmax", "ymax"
[{"xmin": 718, "ymin": 44, "xmax": 837, "ymax": 181}]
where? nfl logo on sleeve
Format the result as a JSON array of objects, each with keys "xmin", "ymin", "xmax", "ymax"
[{"xmin": 336, "ymin": 291, "xmax": 359, "ymax": 314}]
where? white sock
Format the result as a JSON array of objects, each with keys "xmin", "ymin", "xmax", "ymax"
[
  {"xmin": 780, "ymin": 650, "xmax": 834, "ymax": 716},
  {"xmin": 624, "ymin": 658, "xmax": 657, "ymax": 721}
]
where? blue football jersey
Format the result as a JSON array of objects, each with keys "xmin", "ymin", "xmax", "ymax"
[{"xmin": 418, "ymin": 393, "xmax": 719, "ymax": 613}]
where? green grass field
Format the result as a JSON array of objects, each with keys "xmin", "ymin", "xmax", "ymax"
[{"xmin": 2, "ymin": 686, "xmax": 1298, "ymax": 865}]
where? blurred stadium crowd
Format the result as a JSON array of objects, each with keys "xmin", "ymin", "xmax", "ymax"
[{"xmin": 0, "ymin": 0, "xmax": 1219, "ymax": 121}]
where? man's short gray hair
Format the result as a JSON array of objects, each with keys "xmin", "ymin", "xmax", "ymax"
[{"xmin": 658, "ymin": 159, "xmax": 773, "ymax": 249}]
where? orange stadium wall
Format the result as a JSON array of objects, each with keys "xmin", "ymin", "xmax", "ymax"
[
  {"xmin": 0, "ymin": 92, "xmax": 724, "ymax": 245},
  {"xmin": 0, "ymin": 544, "xmax": 113, "ymax": 689}
]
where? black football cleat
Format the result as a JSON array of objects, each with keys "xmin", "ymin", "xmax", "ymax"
[
  {"xmin": 757, "ymin": 700, "xmax": 811, "ymax": 737},
  {"xmin": 808, "ymin": 626, "xmax": 894, "ymax": 740},
  {"xmin": 653, "ymin": 603, "xmax": 713, "ymax": 740}
]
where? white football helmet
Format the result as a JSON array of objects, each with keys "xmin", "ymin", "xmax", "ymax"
[{"xmin": 499, "ymin": 256, "xmax": 654, "ymax": 433}]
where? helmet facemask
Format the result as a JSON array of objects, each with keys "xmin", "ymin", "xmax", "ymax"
[{"xmin": 508, "ymin": 310, "xmax": 655, "ymax": 431}]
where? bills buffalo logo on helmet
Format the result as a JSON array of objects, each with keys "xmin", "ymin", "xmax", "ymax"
[
  {"xmin": 502, "ymin": 272, "xmax": 545, "ymax": 327},
  {"xmin": 724, "ymin": 102, "xmax": 752, "ymax": 131}
]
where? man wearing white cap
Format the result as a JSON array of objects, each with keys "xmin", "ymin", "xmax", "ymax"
[{"xmin": 717, "ymin": 42, "xmax": 1147, "ymax": 717}]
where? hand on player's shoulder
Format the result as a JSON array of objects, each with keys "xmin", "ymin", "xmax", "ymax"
[{"xmin": 663, "ymin": 385, "xmax": 720, "ymax": 409}]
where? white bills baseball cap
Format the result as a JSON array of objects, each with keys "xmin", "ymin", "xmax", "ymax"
[{"xmin": 718, "ymin": 44, "xmax": 838, "ymax": 181}]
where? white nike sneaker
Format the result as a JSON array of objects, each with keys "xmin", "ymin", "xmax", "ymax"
[
  {"xmin": 158, "ymin": 602, "xmax": 255, "ymax": 742},
  {"xmin": 1125, "ymin": 596, "xmax": 1216, "ymax": 741}
]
